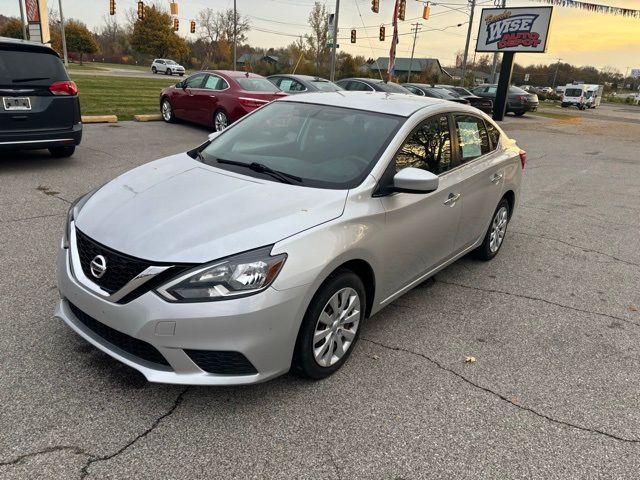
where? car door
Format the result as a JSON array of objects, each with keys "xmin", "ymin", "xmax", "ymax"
[
  {"xmin": 378, "ymin": 114, "xmax": 462, "ymax": 299},
  {"xmin": 196, "ymin": 74, "xmax": 229, "ymax": 126},
  {"xmin": 450, "ymin": 114, "xmax": 505, "ymax": 252},
  {"xmin": 178, "ymin": 73, "xmax": 206, "ymax": 123}
]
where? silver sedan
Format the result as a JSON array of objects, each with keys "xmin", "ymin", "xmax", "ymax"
[{"xmin": 55, "ymin": 92, "xmax": 524, "ymax": 385}]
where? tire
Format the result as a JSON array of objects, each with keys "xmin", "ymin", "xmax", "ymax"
[
  {"xmin": 49, "ymin": 146, "xmax": 75, "ymax": 158},
  {"xmin": 164, "ymin": 68, "xmax": 169, "ymax": 75},
  {"xmin": 179, "ymin": 73, "xmax": 184, "ymax": 77},
  {"xmin": 161, "ymin": 98, "xmax": 176, "ymax": 123},
  {"xmin": 151, "ymin": 67, "xmax": 157, "ymax": 74},
  {"xmin": 474, "ymin": 198, "xmax": 510, "ymax": 261},
  {"xmin": 292, "ymin": 270, "xmax": 366, "ymax": 380},
  {"xmin": 514, "ymin": 110, "xmax": 526, "ymax": 117},
  {"xmin": 213, "ymin": 109, "xmax": 229, "ymax": 132},
  {"xmin": 168, "ymin": 69, "xmax": 173, "ymax": 76}
]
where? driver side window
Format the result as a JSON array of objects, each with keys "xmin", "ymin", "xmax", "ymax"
[
  {"xmin": 184, "ymin": 74, "xmax": 205, "ymax": 89},
  {"xmin": 395, "ymin": 115, "xmax": 452, "ymax": 175}
]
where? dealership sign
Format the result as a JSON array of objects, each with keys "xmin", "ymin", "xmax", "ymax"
[{"xmin": 476, "ymin": 6, "xmax": 553, "ymax": 53}]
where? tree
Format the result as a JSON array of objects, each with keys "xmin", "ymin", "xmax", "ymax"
[
  {"xmin": 131, "ymin": 5, "xmax": 188, "ymax": 60},
  {"xmin": 305, "ymin": 2, "xmax": 328, "ymax": 77},
  {"xmin": 0, "ymin": 18, "xmax": 26, "ymax": 39},
  {"xmin": 197, "ymin": 8, "xmax": 250, "ymax": 65},
  {"xmin": 64, "ymin": 20, "xmax": 99, "ymax": 65}
]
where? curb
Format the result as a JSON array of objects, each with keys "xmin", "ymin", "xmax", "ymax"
[
  {"xmin": 134, "ymin": 114, "xmax": 163, "ymax": 122},
  {"xmin": 82, "ymin": 115, "xmax": 118, "ymax": 124}
]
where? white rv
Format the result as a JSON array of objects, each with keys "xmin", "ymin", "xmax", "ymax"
[
  {"xmin": 584, "ymin": 84, "xmax": 604, "ymax": 108},
  {"xmin": 561, "ymin": 83, "xmax": 588, "ymax": 110}
]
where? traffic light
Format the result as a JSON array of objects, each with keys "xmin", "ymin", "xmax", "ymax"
[
  {"xmin": 109, "ymin": 0, "xmax": 116, "ymax": 16},
  {"xmin": 379, "ymin": 26, "xmax": 385, "ymax": 41},
  {"xmin": 398, "ymin": 0, "xmax": 406, "ymax": 21},
  {"xmin": 173, "ymin": 18, "xmax": 179, "ymax": 31},
  {"xmin": 371, "ymin": 0, "xmax": 379, "ymax": 13},
  {"xmin": 190, "ymin": 20, "xmax": 196, "ymax": 34},
  {"xmin": 423, "ymin": 4, "xmax": 430, "ymax": 20},
  {"xmin": 350, "ymin": 29, "xmax": 356, "ymax": 43},
  {"xmin": 137, "ymin": 1, "xmax": 145, "ymax": 21}
]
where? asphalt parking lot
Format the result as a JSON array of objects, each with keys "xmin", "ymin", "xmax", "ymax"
[{"xmin": 1, "ymin": 111, "xmax": 639, "ymax": 479}]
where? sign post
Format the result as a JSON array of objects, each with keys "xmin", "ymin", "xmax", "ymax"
[
  {"xmin": 25, "ymin": 0, "xmax": 50, "ymax": 44},
  {"xmin": 475, "ymin": 6, "xmax": 554, "ymax": 121}
]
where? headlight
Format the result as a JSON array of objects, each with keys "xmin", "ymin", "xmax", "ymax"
[
  {"xmin": 156, "ymin": 247, "xmax": 287, "ymax": 302},
  {"xmin": 62, "ymin": 187, "xmax": 102, "ymax": 248}
]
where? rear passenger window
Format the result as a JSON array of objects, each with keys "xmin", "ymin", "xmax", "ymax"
[
  {"xmin": 395, "ymin": 115, "xmax": 452, "ymax": 175},
  {"xmin": 454, "ymin": 115, "xmax": 490, "ymax": 162}
]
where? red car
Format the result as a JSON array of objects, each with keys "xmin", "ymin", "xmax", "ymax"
[{"xmin": 160, "ymin": 70, "xmax": 287, "ymax": 131}]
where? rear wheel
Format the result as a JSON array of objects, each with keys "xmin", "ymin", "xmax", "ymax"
[
  {"xmin": 475, "ymin": 198, "xmax": 510, "ymax": 261},
  {"xmin": 161, "ymin": 98, "xmax": 175, "ymax": 123},
  {"xmin": 514, "ymin": 110, "xmax": 526, "ymax": 117},
  {"xmin": 292, "ymin": 270, "xmax": 366, "ymax": 380},
  {"xmin": 49, "ymin": 146, "xmax": 75, "ymax": 158},
  {"xmin": 213, "ymin": 109, "xmax": 229, "ymax": 132}
]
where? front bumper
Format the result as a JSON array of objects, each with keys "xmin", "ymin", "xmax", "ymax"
[
  {"xmin": 55, "ymin": 246, "xmax": 310, "ymax": 385},
  {"xmin": 0, "ymin": 123, "xmax": 82, "ymax": 151}
]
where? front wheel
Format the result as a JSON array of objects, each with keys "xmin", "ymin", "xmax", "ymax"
[
  {"xmin": 293, "ymin": 270, "xmax": 366, "ymax": 380},
  {"xmin": 179, "ymin": 73, "xmax": 184, "ymax": 77},
  {"xmin": 161, "ymin": 98, "xmax": 175, "ymax": 123},
  {"xmin": 514, "ymin": 110, "xmax": 526, "ymax": 117},
  {"xmin": 151, "ymin": 67, "xmax": 157, "ymax": 74},
  {"xmin": 475, "ymin": 198, "xmax": 510, "ymax": 261},
  {"xmin": 213, "ymin": 109, "xmax": 229, "ymax": 132}
]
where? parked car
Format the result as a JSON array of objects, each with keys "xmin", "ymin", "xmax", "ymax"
[
  {"xmin": 336, "ymin": 77, "xmax": 411, "ymax": 94},
  {"xmin": 0, "ymin": 36, "xmax": 81, "ymax": 158},
  {"xmin": 56, "ymin": 91, "xmax": 524, "ymax": 385},
  {"xmin": 402, "ymin": 83, "xmax": 470, "ymax": 105},
  {"xmin": 160, "ymin": 70, "xmax": 287, "ymax": 131},
  {"xmin": 539, "ymin": 87, "xmax": 553, "ymax": 94},
  {"xmin": 472, "ymin": 84, "xmax": 539, "ymax": 116},
  {"xmin": 435, "ymin": 85, "xmax": 493, "ymax": 113},
  {"xmin": 151, "ymin": 59, "xmax": 185, "ymax": 76},
  {"xmin": 267, "ymin": 74, "xmax": 343, "ymax": 94}
]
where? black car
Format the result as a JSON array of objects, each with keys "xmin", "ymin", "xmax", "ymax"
[
  {"xmin": 336, "ymin": 78, "xmax": 411, "ymax": 94},
  {"xmin": 402, "ymin": 83, "xmax": 470, "ymax": 105},
  {"xmin": 471, "ymin": 84, "xmax": 538, "ymax": 116},
  {"xmin": 435, "ymin": 85, "xmax": 493, "ymax": 113},
  {"xmin": 0, "ymin": 37, "xmax": 82, "ymax": 157},
  {"xmin": 267, "ymin": 74, "xmax": 343, "ymax": 94}
]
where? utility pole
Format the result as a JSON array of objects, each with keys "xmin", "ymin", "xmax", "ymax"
[
  {"xmin": 460, "ymin": 0, "xmax": 476, "ymax": 87},
  {"xmin": 489, "ymin": 0, "xmax": 505, "ymax": 83},
  {"xmin": 58, "ymin": 0, "xmax": 68, "ymax": 65},
  {"xmin": 18, "ymin": 0, "xmax": 27, "ymax": 40},
  {"xmin": 233, "ymin": 0, "xmax": 237, "ymax": 70},
  {"xmin": 407, "ymin": 22, "xmax": 421, "ymax": 83},
  {"xmin": 329, "ymin": 0, "xmax": 340, "ymax": 82},
  {"xmin": 552, "ymin": 58, "xmax": 562, "ymax": 88}
]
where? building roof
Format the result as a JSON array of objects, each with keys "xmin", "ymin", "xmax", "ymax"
[
  {"xmin": 237, "ymin": 53, "xmax": 279, "ymax": 64},
  {"xmin": 368, "ymin": 57, "xmax": 447, "ymax": 75}
]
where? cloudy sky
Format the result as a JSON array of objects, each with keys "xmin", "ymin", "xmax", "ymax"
[{"xmin": 4, "ymin": 0, "xmax": 639, "ymax": 73}]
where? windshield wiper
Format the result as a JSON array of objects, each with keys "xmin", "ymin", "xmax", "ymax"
[
  {"xmin": 216, "ymin": 159, "xmax": 302, "ymax": 184},
  {"xmin": 12, "ymin": 77, "xmax": 49, "ymax": 83}
]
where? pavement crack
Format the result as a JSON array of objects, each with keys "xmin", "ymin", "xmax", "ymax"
[
  {"xmin": 511, "ymin": 230, "xmax": 640, "ymax": 268},
  {"xmin": 362, "ymin": 338, "xmax": 640, "ymax": 444},
  {"xmin": 0, "ymin": 446, "xmax": 90, "ymax": 467},
  {"xmin": 79, "ymin": 386, "xmax": 190, "ymax": 479},
  {"xmin": 0, "ymin": 213, "xmax": 65, "ymax": 224},
  {"xmin": 436, "ymin": 279, "xmax": 640, "ymax": 328},
  {"xmin": 328, "ymin": 452, "xmax": 342, "ymax": 480}
]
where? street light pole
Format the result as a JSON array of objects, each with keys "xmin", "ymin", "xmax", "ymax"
[
  {"xmin": 407, "ymin": 22, "xmax": 421, "ymax": 83},
  {"xmin": 329, "ymin": 0, "xmax": 340, "ymax": 82},
  {"xmin": 233, "ymin": 0, "xmax": 237, "ymax": 70},
  {"xmin": 552, "ymin": 58, "xmax": 562, "ymax": 88},
  {"xmin": 460, "ymin": 0, "xmax": 476, "ymax": 87},
  {"xmin": 58, "ymin": 0, "xmax": 68, "ymax": 65},
  {"xmin": 18, "ymin": 0, "xmax": 28, "ymax": 40}
]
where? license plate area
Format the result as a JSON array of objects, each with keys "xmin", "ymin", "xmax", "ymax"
[{"xmin": 3, "ymin": 97, "xmax": 32, "ymax": 111}]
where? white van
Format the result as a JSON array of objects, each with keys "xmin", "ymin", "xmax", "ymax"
[
  {"xmin": 562, "ymin": 83, "xmax": 588, "ymax": 110},
  {"xmin": 584, "ymin": 84, "xmax": 604, "ymax": 109}
]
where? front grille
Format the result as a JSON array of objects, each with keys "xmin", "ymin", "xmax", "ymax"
[
  {"xmin": 185, "ymin": 350, "xmax": 257, "ymax": 375},
  {"xmin": 75, "ymin": 229, "xmax": 154, "ymax": 293},
  {"xmin": 69, "ymin": 303, "xmax": 170, "ymax": 368}
]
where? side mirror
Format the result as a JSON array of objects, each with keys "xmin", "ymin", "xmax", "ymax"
[
  {"xmin": 208, "ymin": 131, "xmax": 222, "ymax": 142},
  {"xmin": 393, "ymin": 167, "xmax": 439, "ymax": 194},
  {"xmin": 176, "ymin": 81, "xmax": 185, "ymax": 89}
]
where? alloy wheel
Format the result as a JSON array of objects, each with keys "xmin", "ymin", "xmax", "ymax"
[
  {"xmin": 312, "ymin": 287, "xmax": 361, "ymax": 367},
  {"xmin": 489, "ymin": 206, "xmax": 508, "ymax": 253},
  {"xmin": 214, "ymin": 111, "xmax": 228, "ymax": 131},
  {"xmin": 161, "ymin": 100, "xmax": 172, "ymax": 122}
]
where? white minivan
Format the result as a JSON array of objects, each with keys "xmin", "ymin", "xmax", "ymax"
[
  {"xmin": 562, "ymin": 83, "xmax": 588, "ymax": 110},
  {"xmin": 584, "ymin": 84, "xmax": 603, "ymax": 109}
]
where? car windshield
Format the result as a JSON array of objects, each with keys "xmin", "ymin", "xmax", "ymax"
[
  {"xmin": 313, "ymin": 80, "xmax": 342, "ymax": 91},
  {"xmin": 236, "ymin": 77, "xmax": 279, "ymax": 92},
  {"xmin": 565, "ymin": 88, "xmax": 583, "ymax": 97},
  {"xmin": 509, "ymin": 86, "xmax": 528, "ymax": 94},
  {"xmin": 0, "ymin": 50, "xmax": 68, "ymax": 87},
  {"xmin": 430, "ymin": 87, "xmax": 457, "ymax": 98},
  {"xmin": 378, "ymin": 82, "xmax": 410, "ymax": 93},
  {"xmin": 199, "ymin": 102, "xmax": 404, "ymax": 189},
  {"xmin": 451, "ymin": 87, "xmax": 472, "ymax": 96}
]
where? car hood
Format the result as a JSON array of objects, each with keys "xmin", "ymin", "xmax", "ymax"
[{"xmin": 75, "ymin": 154, "xmax": 348, "ymax": 263}]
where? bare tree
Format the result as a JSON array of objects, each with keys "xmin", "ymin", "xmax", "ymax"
[{"xmin": 305, "ymin": 2, "xmax": 328, "ymax": 76}]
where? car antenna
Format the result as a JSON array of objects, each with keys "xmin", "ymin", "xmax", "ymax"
[{"xmin": 245, "ymin": 71, "xmax": 250, "ymax": 77}]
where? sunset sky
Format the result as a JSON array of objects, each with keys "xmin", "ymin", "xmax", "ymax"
[{"xmin": 3, "ymin": 0, "xmax": 639, "ymax": 73}]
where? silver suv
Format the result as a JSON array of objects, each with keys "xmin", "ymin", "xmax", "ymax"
[{"xmin": 151, "ymin": 59, "xmax": 185, "ymax": 76}]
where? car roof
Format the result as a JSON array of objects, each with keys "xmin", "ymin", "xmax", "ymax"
[
  {"xmin": 278, "ymin": 91, "xmax": 472, "ymax": 117},
  {"xmin": 0, "ymin": 36, "xmax": 59, "ymax": 56},
  {"xmin": 337, "ymin": 77, "xmax": 385, "ymax": 84},
  {"xmin": 206, "ymin": 70, "xmax": 265, "ymax": 79},
  {"xmin": 270, "ymin": 74, "xmax": 332, "ymax": 82}
]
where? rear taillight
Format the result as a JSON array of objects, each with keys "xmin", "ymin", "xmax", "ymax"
[
  {"xmin": 519, "ymin": 150, "xmax": 526, "ymax": 169},
  {"xmin": 238, "ymin": 97, "xmax": 269, "ymax": 109},
  {"xmin": 50, "ymin": 81, "xmax": 78, "ymax": 96},
  {"xmin": 519, "ymin": 95, "xmax": 527, "ymax": 101}
]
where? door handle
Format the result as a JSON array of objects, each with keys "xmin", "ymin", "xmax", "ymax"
[
  {"xmin": 443, "ymin": 193, "xmax": 461, "ymax": 206},
  {"xmin": 491, "ymin": 172, "xmax": 504, "ymax": 183},
  {"xmin": 209, "ymin": 95, "xmax": 217, "ymax": 99}
]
